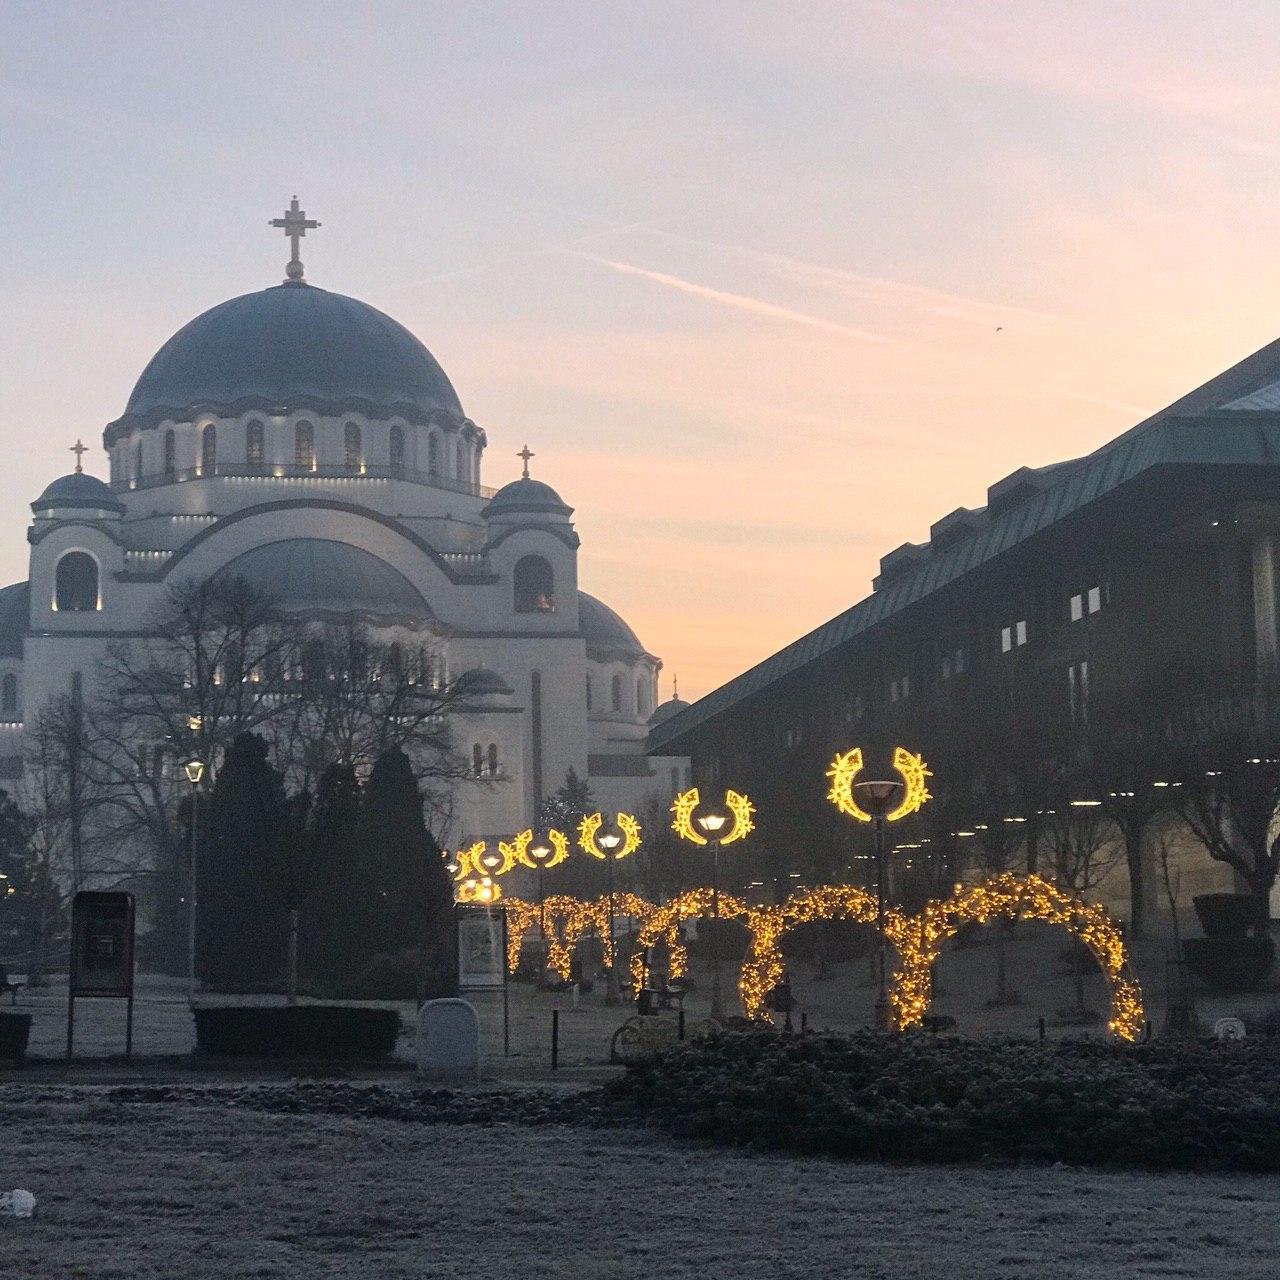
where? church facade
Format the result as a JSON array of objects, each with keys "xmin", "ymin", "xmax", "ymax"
[{"xmin": 3, "ymin": 205, "xmax": 688, "ymax": 848}]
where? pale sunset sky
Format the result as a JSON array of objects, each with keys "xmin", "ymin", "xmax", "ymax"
[{"xmin": 3, "ymin": 2, "xmax": 1280, "ymax": 700}]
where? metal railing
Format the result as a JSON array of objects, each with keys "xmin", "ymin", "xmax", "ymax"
[{"xmin": 118, "ymin": 462, "xmax": 496, "ymax": 500}]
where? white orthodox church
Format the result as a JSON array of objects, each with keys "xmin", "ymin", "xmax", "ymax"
[{"xmin": 0, "ymin": 201, "xmax": 690, "ymax": 844}]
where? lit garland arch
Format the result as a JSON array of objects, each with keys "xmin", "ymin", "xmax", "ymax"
[
  {"xmin": 503, "ymin": 893, "xmax": 662, "ymax": 981},
  {"xmin": 741, "ymin": 885, "xmax": 914, "ymax": 1024},
  {"xmin": 891, "ymin": 873, "xmax": 1145, "ymax": 1042}
]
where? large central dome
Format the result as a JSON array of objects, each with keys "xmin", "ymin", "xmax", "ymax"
[{"xmin": 108, "ymin": 281, "xmax": 463, "ymax": 435}]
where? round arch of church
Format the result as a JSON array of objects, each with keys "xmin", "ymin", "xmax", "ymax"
[{"xmin": 12, "ymin": 201, "xmax": 691, "ymax": 856}]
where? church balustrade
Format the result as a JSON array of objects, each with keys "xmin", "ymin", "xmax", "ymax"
[{"xmin": 121, "ymin": 460, "xmax": 496, "ymax": 499}]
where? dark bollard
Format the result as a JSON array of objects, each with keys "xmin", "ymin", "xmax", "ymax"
[
  {"xmin": 677, "ymin": 1008, "xmax": 686, "ymax": 1041},
  {"xmin": 551, "ymin": 1009, "xmax": 560, "ymax": 1071},
  {"xmin": 1038, "ymin": 1016, "xmax": 1046, "ymax": 1043}
]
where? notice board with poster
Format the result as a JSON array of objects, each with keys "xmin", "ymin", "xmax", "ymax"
[{"xmin": 67, "ymin": 891, "xmax": 136, "ymax": 1058}]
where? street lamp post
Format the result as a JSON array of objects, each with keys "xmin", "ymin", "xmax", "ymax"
[
  {"xmin": 695, "ymin": 812, "xmax": 729, "ymax": 1018},
  {"xmin": 852, "ymin": 777, "xmax": 905, "ymax": 1032},
  {"xmin": 184, "ymin": 758, "xmax": 206, "ymax": 1003},
  {"xmin": 598, "ymin": 831, "xmax": 623, "ymax": 1003}
]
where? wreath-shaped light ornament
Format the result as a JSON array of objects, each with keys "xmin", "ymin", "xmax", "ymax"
[
  {"xmin": 670, "ymin": 788, "xmax": 756, "ymax": 846},
  {"xmin": 456, "ymin": 876, "xmax": 502, "ymax": 904},
  {"xmin": 578, "ymin": 812, "xmax": 643, "ymax": 860},
  {"xmin": 447, "ymin": 841, "xmax": 489, "ymax": 883},
  {"xmin": 505, "ymin": 828, "xmax": 570, "ymax": 872},
  {"xmin": 472, "ymin": 841, "xmax": 517, "ymax": 878},
  {"xmin": 826, "ymin": 745, "xmax": 932, "ymax": 823}
]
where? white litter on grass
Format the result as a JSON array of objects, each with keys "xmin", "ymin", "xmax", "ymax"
[{"xmin": 0, "ymin": 1190, "xmax": 35, "ymax": 1218}]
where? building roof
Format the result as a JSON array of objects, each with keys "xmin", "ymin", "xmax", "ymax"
[
  {"xmin": 32, "ymin": 472, "xmax": 125, "ymax": 516},
  {"xmin": 579, "ymin": 590, "xmax": 649, "ymax": 660},
  {"xmin": 648, "ymin": 695, "xmax": 691, "ymax": 727},
  {"xmin": 0, "ymin": 583, "xmax": 28, "ymax": 659},
  {"xmin": 648, "ymin": 331, "xmax": 1280, "ymax": 754},
  {"xmin": 485, "ymin": 477, "xmax": 572, "ymax": 518},
  {"xmin": 210, "ymin": 537, "xmax": 436, "ymax": 626},
  {"xmin": 107, "ymin": 281, "xmax": 463, "ymax": 439}
]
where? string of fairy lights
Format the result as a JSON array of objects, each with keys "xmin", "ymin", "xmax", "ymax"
[{"xmin": 445, "ymin": 752, "xmax": 1146, "ymax": 1041}]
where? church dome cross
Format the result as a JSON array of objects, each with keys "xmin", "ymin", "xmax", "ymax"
[{"xmin": 269, "ymin": 196, "xmax": 321, "ymax": 282}]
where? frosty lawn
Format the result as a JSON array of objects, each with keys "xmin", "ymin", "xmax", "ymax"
[{"xmin": 1, "ymin": 1084, "xmax": 1278, "ymax": 1280}]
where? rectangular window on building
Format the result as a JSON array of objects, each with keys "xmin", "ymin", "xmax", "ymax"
[
  {"xmin": 1001, "ymin": 626, "xmax": 1012, "ymax": 653},
  {"xmin": 1088, "ymin": 585, "xmax": 1102, "ymax": 614},
  {"xmin": 1070, "ymin": 593, "xmax": 1084, "ymax": 622},
  {"xmin": 1016, "ymin": 619, "xmax": 1027, "ymax": 647}
]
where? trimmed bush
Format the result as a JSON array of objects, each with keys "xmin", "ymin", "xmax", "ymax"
[
  {"xmin": 605, "ymin": 1028, "xmax": 1280, "ymax": 1171},
  {"xmin": 1184, "ymin": 935, "xmax": 1275, "ymax": 992},
  {"xmin": 0, "ymin": 1011, "xmax": 31, "ymax": 1062},
  {"xmin": 193, "ymin": 1005, "xmax": 400, "ymax": 1060},
  {"xmin": 1193, "ymin": 893, "xmax": 1258, "ymax": 939}
]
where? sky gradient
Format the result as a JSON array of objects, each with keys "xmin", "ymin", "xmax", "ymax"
[{"xmin": 3, "ymin": 2, "xmax": 1280, "ymax": 700}]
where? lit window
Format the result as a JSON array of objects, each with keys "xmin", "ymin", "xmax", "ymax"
[
  {"xmin": 1016, "ymin": 620, "xmax": 1027, "ymax": 647},
  {"xmin": 1001, "ymin": 626, "xmax": 1012, "ymax": 653},
  {"xmin": 344, "ymin": 422, "xmax": 362, "ymax": 472},
  {"xmin": 1070, "ymin": 593, "xmax": 1084, "ymax": 622},
  {"xmin": 246, "ymin": 419, "xmax": 265, "ymax": 465},
  {"xmin": 1088, "ymin": 585, "xmax": 1102, "ymax": 614},
  {"xmin": 295, "ymin": 421, "xmax": 315, "ymax": 471},
  {"xmin": 514, "ymin": 556, "xmax": 555, "ymax": 613}
]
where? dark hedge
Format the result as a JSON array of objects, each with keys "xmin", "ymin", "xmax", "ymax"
[
  {"xmin": 0, "ymin": 1011, "xmax": 31, "ymax": 1061},
  {"xmin": 193, "ymin": 1005, "xmax": 400, "ymax": 1060},
  {"xmin": 604, "ymin": 1029, "xmax": 1280, "ymax": 1171}
]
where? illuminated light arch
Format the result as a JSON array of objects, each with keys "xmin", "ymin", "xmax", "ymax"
[
  {"xmin": 578, "ymin": 812, "xmax": 643, "ymax": 860},
  {"xmin": 826, "ymin": 746, "xmax": 932, "ymax": 824},
  {"xmin": 627, "ymin": 888, "xmax": 773, "ymax": 1012},
  {"xmin": 502, "ymin": 897, "xmax": 543, "ymax": 973},
  {"xmin": 891, "ymin": 873, "xmax": 1145, "ymax": 1042},
  {"xmin": 560, "ymin": 891, "xmax": 658, "ymax": 970},
  {"xmin": 741, "ymin": 885, "xmax": 914, "ymax": 1024},
  {"xmin": 504, "ymin": 828, "xmax": 571, "ymax": 872},
  {"xmin": 670, "ymin": 788, "xmax": 757, "ymax": 847}
]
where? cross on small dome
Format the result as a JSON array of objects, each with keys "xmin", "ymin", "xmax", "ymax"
[
  {"xmin": 517, "ymin": 444, "xmax": 535, "ymax": 479},
  {"xmin": 70, "ymin": 439, "xmax": 88, "ymax": 474}
]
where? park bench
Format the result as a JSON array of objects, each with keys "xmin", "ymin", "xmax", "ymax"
[{"xmin": 0, "ymin": 966, "xmax": 26, "ymax": 1005}]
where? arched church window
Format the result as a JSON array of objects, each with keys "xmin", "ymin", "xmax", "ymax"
[
  {"xmin": 455, "ymin": 439, "xmax": 465, "ymax": 481},
  {"xmin": 295, "ymin": 421, "xmax": 315, "ymax": 471},
  {"xmin": 344, "ymin": 422, "xmax": 362, "ymax": 472},
  {"xmin": 513, "ymin": 555, "xmax": 555, "ymax": 614},
  {"xmin": 611, "ymin": 673, "xmax": 623, "ymax": 713},
  {"xmin": 585, "ymin": 675, "xmax": 593, "ymax": 712},
  {"xmin": 134, "ymin": 440, "xmax": 143, "ymax": 484},
  {"xmin": 163, "ymin": 429, "xmax": 175, "ymax": 477},
  {"xmin": 201, "ymin": 424, "xmax": 216, "ymax": 475},
  {"xmin": 473, "ymin": 743, "xmax": 484, "ymax": 776},
  {"xmin": 1, "ymin": 675, "xmax": 17, "ymax": 719},
  {"xmin": 427, "ymin": 433, "xmax": 440, "ymax": 477},
  {"xmin": 390, "ymin": 424, "xmax": 405, "ymax": 472},
  {"xmin": 55, "ymin": 551, "xmax": 99, "ymax": 613},
  {"xmin": 636, "ymin": 676, "xmax": 649, "ymax": 716},
  {"xmin": 487, "ymin": 743, "xmax": 498, "ymax": 776},
  {"xmin": 246, "ymin": 419, "xmax": 265, "ymax": 465}
]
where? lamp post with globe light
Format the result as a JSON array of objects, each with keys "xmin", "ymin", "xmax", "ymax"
[
  {"xmin": 577, "ymin": 813, "xmax": 643, "ymax": 1005},
  {"xmin": 852, "ymin": 776, "xmax": 905, "ymax": 1032},
  {"xmin": 695, "ymin": 811, "xmax": 729, "ymax": 1018},
  {"xmin": 184, "ymin": 758, "xmax": 205, "ymax": 1002}
]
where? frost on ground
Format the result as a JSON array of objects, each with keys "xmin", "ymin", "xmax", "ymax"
[{"xmin": 0, "ymin": 1087, "xmax": 1277, "ymax": 1279}]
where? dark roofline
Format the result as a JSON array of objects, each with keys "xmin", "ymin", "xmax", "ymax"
[{"xmin": 647, "ymin": 334, "xmax": 1280, "ymax": 755}]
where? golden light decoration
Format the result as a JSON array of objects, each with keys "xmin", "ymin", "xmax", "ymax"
[
  {"xmin": 472, "ymin": 841, "xmax": 517, "ymax": 878},
  {"xmin": 456, "ymin": 876, "xmax": 502, "ymax": 904},
  {"xmin": 505, "ymin": 828, "xmax": 571, "ymax": 872},
  {"xmin": 888, "ymin": 873, "xmax": 1144, "ymax": 1042},
  {"xmin": 825, "ymin": 745, "xmax": 932, "ymax": 823},
  {"xmin": 447, "ymin": 841, "xmax": 488, "ymax": 883},
  {"xmin": 578, "ymin": 811, "xmax": 643, "ymax": 860},
  {"xmin": 670, "ymin": 788, "xmax": 756, "ymax": 846},
  {"xmin": 503, "ymin": 893, "xmax": 660, "ymax": 981}
]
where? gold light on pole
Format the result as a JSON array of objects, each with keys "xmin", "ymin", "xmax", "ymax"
[{"xmin": 578, "ymin": 812, "xmax": 643, "ymax": 1004}]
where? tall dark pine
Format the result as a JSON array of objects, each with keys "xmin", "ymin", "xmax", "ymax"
[
  {"xmin": 362, "ymin": 748, "xmax": 456, "ymax": 998},
  {"xmin": 298, "ymin": 763, "xmax": 363, "ymax": 988},
  {"xmin": 199, "ymin": 732, "xmax": 290, "ymax": 988}
]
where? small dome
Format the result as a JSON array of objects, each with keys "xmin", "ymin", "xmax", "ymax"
[
  {"xmin": 32, "ymin": 472, "xmax": 125, "ymax": 516},
  {"xmin": 485, "ymin": 477, "xmax": 572, "ymax": 519},
  {"xmin": 107, "ymin": 282, "xmax": 464, "ymax": 438},
  {"xmin": 0, "ymin": 582, "xmax": 29, "ymax": 659},
  {"xmin": 458, "ymin": 667, "xmax": 513, "ymax": 697},
  {"xmin": 210, "ymin": 538, "xmax": 435, "ymax": 626},
  {"xmin": 648, "ymin": 696, "xmax": 690, "ymax": 728},
  {"xmin": 579, "ymin": 591, "xmax": 648, "ymax": 660}
]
